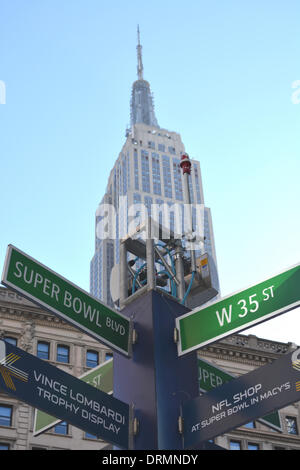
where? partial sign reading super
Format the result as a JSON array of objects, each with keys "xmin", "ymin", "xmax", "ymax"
[{"xmin": 2, "ymin": 245, "xmax": 131, "ymax": 356}]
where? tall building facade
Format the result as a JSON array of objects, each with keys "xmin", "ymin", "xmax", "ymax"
[{"xmin": 90, "ymin": 30, "xmax": 219, "ymax": 306}]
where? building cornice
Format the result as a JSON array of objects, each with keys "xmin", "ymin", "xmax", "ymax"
[
  {"xmin": 198, "ymin": 333, "xmax": 298, "ymax": 367},
  {"xmin": 227, "ymin": 427, "xmax": 300, "ymax": 447},
  {"xmin": 0, "ymin": 287, "xmax": 73, "ymax": 331}
]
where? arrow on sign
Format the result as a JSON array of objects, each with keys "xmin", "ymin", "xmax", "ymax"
[
  {"xmin": 176, "ymin": 262, "xmax": 300, "ymax": 356},
  {"xmin": 1, "ymin": 245, "xmax": 132, "ymax": 356},
  {"xmin": 0, "ymin": 342, "xmax": 29, "ymax": 391}
]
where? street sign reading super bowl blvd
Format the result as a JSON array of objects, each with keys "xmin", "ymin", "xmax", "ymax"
[
  {"xmin": 176, "ymin": 263, "xmax": 300, "ymax": 356},
  {"xmin": 183, "ymin": 347, "xmax": 300, "ymax": 448},
  {"xmin": 0, "ymin": 340, "xmax": 130, "ymax": 448},
  {"xmin": 1, "ymin": 245, "xmax": 131, "ymax": 356}
]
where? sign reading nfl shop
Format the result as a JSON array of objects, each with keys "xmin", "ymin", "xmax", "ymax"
[{"xmin": 183, "ymin": 347, "xmax": 300, "ymax": 448}]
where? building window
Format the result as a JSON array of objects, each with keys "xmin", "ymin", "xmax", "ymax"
[
  {"xmin": 248, "ymin": 442, "xmax": 259, "ymax": 450},
  {"xmin": 144, "ymin": 196, "xmax": 153, "ymax": 216},
  {"xmin": 0, "ymin": 405, "xmax": 12, "ymax": 427},
  {"xmin": 188, "ymin": 171, "xmax": 194, "ymax": 203},
  {"xmin": 243, "ymin": 421, "xmax": 255, "ymax": 429},
  {"xmin": 172, "ymin": 159, "xmax": 183, "ymax": 201},
  {"xmin": 162, "ymin": 155, "xmax": 172, "ymax": 198},
  {"xmin": 85, "ymin": 432, "xmax": 97, "ymax": 440},
  {"xmin": 86, "ymin": 350, "xmax": 99, "ymax": 368},
  {"xmin": 56, "ymin": 345, "xmax": 70, "ymax": 363},
  {"xmin": 106, "ymin": 242, "xmax": 114, "ymax": 306},
  {"xmin": 148, "ymin": 141, "xmax": 155, "ymax": 149},
  {"xmin": 152, "ymin": 153, "xmax": 161, "ymax": 195},
  {"xmin": 194, "ymin": 167, "xmax": 202, "ymax": 203},
  {"xmin": 54, "ymin": 421, "xmax": 68, "ymax": 435},
  {"xmin": 141, "ymin": 150, "xmax": 150, "ymax": 193},
  {"xmin": 105, "ymin": 352, "xmax": 113, "ymax": 361},
  {"xmin": 286, "ymin": 416, "xmax": 298, "ymax": 435},
  {"xmin": 133, "ymin": 193, "xmax": 142, "ymax": 222},
  {"xmin": 121, "ymin": 153, "xmax": 129, "ymax": 196},
  {"xmin": 158, "ymin": 143, "xmax": 165, "ymax": 152},
  {"xmin": 37, "ymin": 341, "xmax": 50, "ymax": 360},
  {"xmin": 168, "ymin": 146, "xmax": 176, "ymax": 155},
  {"xmin": 0, "ymin": 443, "xmax": 10, "ymax": 450},
  {"xmin": 4, "ymin": 337, "xmax": 17, "ymax": 346},
  {"xmin": 229, "ymin": 440, "xmax": 241, "ymax": 450},
  {"xmin": 134, "ymin": 150, "xmax": 139, "ymax": 190}
]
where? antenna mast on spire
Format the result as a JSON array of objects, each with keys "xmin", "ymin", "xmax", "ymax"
[{"xmin": 137, "ymin": 25, "xmax": 144, "ymax": 80}]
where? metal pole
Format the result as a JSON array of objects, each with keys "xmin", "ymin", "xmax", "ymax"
[
  {"xmin": 128, "ymin": 263, "xmax": 143, "ymax": 289},
  {"xmin": 154, "ymin": 246, "xmax": 179, "ymax": 286},
  {"xmin": 180, "ymin": 153, "xmax": 197, "ymax": 273},
  {"xmin": 146, "ymin": 217, "xmax": 155, "ymax": 290},
  {"xmin": 113, "ymin": 290, "xmax": 199, "ymax": 449},
  {"xmin": 120, "ymin": 240, "xmax": 128, "ymax": 307},
  {"xmin": 174, "ymin": 244, "xmax": 185, "ymax": 301}
]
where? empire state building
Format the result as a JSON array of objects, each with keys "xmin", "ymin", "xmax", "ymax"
[{"xmin": 90, "ymin": 28, "xmax": 219, "ymax": 307}]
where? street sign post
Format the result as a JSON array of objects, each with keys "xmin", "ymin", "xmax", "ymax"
[
  {"xmin": 34, "ymin": 358, "xmax": 113, "ymax": 436},
  {"xmin": 198, "ymin": 357, "xmax": 282, "ymax": 432},
  {"xmin": 1, "ymin": 245, "xmax": 132, "ymax": 356},
  {"xmin": 0, "ymin": 339, "xmax": 129, "ymax": 448},
  {"xmin": 2, "ymin": 242, "xmax": 300, "ymax": 450},
  {"xmin": 176, "ymin": 263, "xmax": 300, "ymax": 356},
  {"xmin": 183, "ymin": 347, "xmax": 300, "ymax": 448}
]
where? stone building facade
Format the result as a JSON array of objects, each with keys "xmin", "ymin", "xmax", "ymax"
[{"xmin": 0, "ymin": 286, "xmax": 300, "ymax": 450}]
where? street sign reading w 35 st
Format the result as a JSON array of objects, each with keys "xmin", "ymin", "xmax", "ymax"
[
  {"xmin": 1, "ymin": 245, "xmax": 132, "ymax": 356},
  {"xmin": 176, "ymin": 262, "xmax": 300, "ymax": 356}
]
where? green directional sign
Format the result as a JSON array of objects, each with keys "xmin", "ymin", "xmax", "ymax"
[
  {"xmin": 198, "ymin": 357, "xmax": 282, "ymax": 432},
  {"xmin": 1, "ymin": 245, "xmax": 131, "ymax": 356},
  {"xmin": 34, "ymin": 358, "xmax": 113, "ymax": 436},
  {"xmin": 198, "ymin": 357, "xmax": 235, "ymax": 393},
  {"xmin": 176, "ymin": 263, "xmax": 300, "ymax": 356}
]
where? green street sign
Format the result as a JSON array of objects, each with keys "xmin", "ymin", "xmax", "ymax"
[
  {"xmin": 198, "ymin": 357, "xmax": 234, "ymax": 393},
  {"xmin": 34, "ymin": 358, "xmax": 113, "ymax": 436},
  {"xmin": 1, "ymin": 245, "xmax": 132, "ymax": 356},
  {"xmin": 176, "ymin": 263, "xmax": 300, "ymax": 356},
  {"xmin": 198, "ymin": 357, "xmax": 282, "ymax": 432}
]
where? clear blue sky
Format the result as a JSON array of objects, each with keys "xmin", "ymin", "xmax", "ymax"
[{"xmin": 1, "ymin": 0, "xmax": 300, "ymax": 344}]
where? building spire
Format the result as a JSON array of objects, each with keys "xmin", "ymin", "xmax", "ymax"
[
  {"xmin": 130, "ymin": 26, "xmax": 159, "ymax": 128},
  {"xmin": 137, "ymin": 25, "xmax": 144, "ymax": 80}
]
